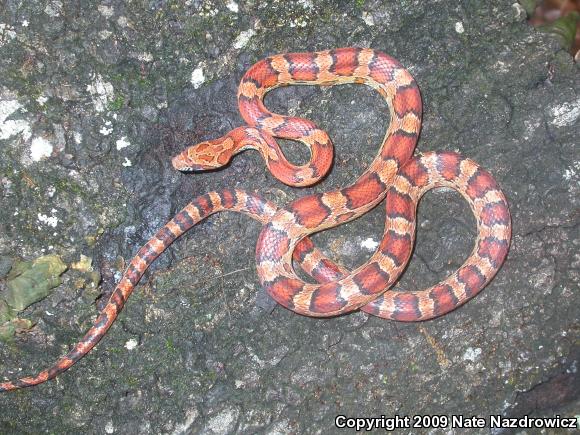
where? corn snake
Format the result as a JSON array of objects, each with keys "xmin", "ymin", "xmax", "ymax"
[{"xmin": 0, "ymin": 47, "xmax": 511, "ymax": 391}]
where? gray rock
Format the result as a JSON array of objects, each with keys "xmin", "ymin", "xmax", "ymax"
[{"xmin": 0, "ymin": 0, "xmax": 578, "ymax": 433}]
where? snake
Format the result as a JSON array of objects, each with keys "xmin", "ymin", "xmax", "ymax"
[{"xmin": 0, "ymin": 48, "xmax": 511, "ymax": 391}]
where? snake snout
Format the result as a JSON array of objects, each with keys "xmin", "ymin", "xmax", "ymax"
[
  {"xmin": 171, "ymin": 152, "xmax": 197, "ymax": 171},
  {"xmin": 171, "ymin": 144, "xmax": 230, "ymax": 172}
]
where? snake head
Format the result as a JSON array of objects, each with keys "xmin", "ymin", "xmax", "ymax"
[{"xmin": 172, "ymin": 138, "xmax": 235, "ymax": 172}]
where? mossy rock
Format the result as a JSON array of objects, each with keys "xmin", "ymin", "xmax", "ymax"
[
  {"xmin": 3, "ymin": 255, "xmax": 68, "ymax": 312},
  {"xmin": 0, "ymin": 300, "xmax": 16, "ymax": 325},
  {"xmin": 0, "ymin": 318, "xmax": 34, "ymax": 342}
]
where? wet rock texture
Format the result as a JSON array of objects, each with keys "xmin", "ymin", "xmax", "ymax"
[{"xmin": 0, "ymin": 0, "xmax": 578, "ymax": 433}]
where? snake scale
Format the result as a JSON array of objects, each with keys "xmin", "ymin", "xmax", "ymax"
[{"xmin": 0, "ymin": 48, "xmax": 511, "ymax": 391}]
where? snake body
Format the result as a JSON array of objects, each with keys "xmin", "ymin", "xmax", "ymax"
[{"xmin": 0, "ymin": 48, "xmax": 511, "ymax": 391}]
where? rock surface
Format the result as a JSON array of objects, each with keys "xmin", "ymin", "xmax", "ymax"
[{"xmin": 0, "ymin": 0, "xmax": 578, "ymax": 433}]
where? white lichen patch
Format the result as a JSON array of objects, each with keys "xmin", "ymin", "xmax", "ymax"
[
  {"xmin": 463, "ymin": 347, "xmax": 482, "ymax": 362},
  {"xmin": 38, "ymin": 212, "xmax": 58, "ymax": 228},
  {"xmin": 362, "ymin": 11, "xmax": 375, "ymax": 26},
  {"xmin": 104, "ymin": 421, "xmax": 114, "ymax": 434},
  {"xmin": 455, "ymin": 21, "xmax": 465, "ymax": 33},
  {"xmin": 199, "ymin": 4, "xmax": 219, "ymax": 17},
  {"xmin": 226, "ymin": 0, "xmax": 239, "ymax": 13},
  {"xmin": 289, "ymin": 17, "xmax": 308, "ymax": 28},
  {"xmin": 207, "ymin": 409, "xmax": 239, "ymax": 434},
  {"xmin": 116, "ymin": 136, "xmax": 130, "ymax": 150},
  {"xmin": 98, "ymin": 30, "xmax": 112, "ymax": 40},
  {"xmin": 563, "ymin": 161, "xmax": 580, "ymax": 184},
  {"xmin": 137, "ymin": 52, "xmax": 153, "ymax": 62},
  {"xmin": 30, "ymin": 137, "xmax": 53, "ymax": 161},
  {"xmin": 550, "ymin": 98, "xmax": 580, "ymax": 127},
  {"xmin": 0, "ymin": 98, "xmax": 31, "ymax": 141},
  {"xmin": 124, "ymin": 338, "xmax": 138, "ymax": 350},
  {"xmin": 99, "ymin": 121, "xmax": 113, "ymax": 136},
  {"xmin": 0, "ymin": 23, "xmax": 17, "ymax": 47},
  {"xmin": 86, "ymin": 74, "xmax": 114, "ymax": 112},
  {"xmin": 36, "ymin": 94, "xmax": 48, "ymax": 105},
  {"xmin": 98, "ymin": 5, "xmax": 115, "ymax": 18},
  {"xmin": 117, "ymin": 16, "xmax": 129, "ymax": 27},
  {"xmin": 512, "ymin": 3, "xmax": 527, "ymax": 21},
  {"xmin": 122, "ymin": 157, "xmax": 132, "ymax": 167},
  {"xmin": 190, "ymin": 66, "xmax": 205, "ymax": 89},
  {"xmin": 360, "ymin": 237, "xmax": 379, "ymax": 251},
  {"xmin": 233, "ymin": 28, "xmax": 255, "ymax": 49}
]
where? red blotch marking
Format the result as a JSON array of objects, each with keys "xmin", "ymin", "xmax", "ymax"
[
  {"xmin": 401, "ymin": 157, "xmax": 429, "ymax": 187},
  {"xmin": 368, "ymin": 51, "xmax": 398, "ymax": 84},
  {"xmin": 392, "ymin": 293, "xmax": 421, "ymax": 321},
  {"xmin": 430, "ymin": 284, "xmax": 459, "ymax": 316},
  {"xmin": 290, "ymin": 195, "xmax": 330, "ymax": 228},
  {"xmin": 380, "ymin": 231, "xmax": 412, "ymax": 267},
  {"xmin": 354, "ymin": 262, "xmax": 389, "ymax": 295},
  {"xmin": 246, "ymin": 195, "xmax": 268, "ymax": 217},
  {"xmin": 330, "ymin": 48, "xmax": 358, "ymax": 76},
  {"xmin": 195, "ymin": 195, "xmax": 213, "ymax": 214},
  {"xmin": 343, "ymin": 173, "xmax": 384, "ymax": 209},
  {"xmin": 481, "ymin": 202, "xmax": 510, "ymax": 226},
  {"xmin": 220, "ymin": 189, "xmax": 236, "ymax": 209},
  {"xmin": 244, "ymin": 61, "xmax": 278, "ymax": 88},
  {"xmin": 311, "ymin": 259, "xmax": 345, "ymax": 283},
  {"xmin": 293, "ymin": 238, "xmax": 314, "ymax": 263},
  {"xmin": 126, "ymin": 265, "xmax": 140, "ymax": 285},
  {"xmin": 265, "ymin": 158, "xmax": 289, "ymax": 180},
  {"xmin": 311, "ymin": 282, "xmax": 347, "ymax": 313},
  {"xmin": 466, "ymin": 170, "xmax": 497, "ymax": 199},
  {"xmin": 216, "ymin": 151, "xmax": 230, "ymax": 165},
  {"xmin": 437, "ymin": 152, "xmax": 462, "ymax": 181},
  {"xmin": 273, "ymin": 117, "xmax": 316, "ymax": 140},
  {"xmin": 138, "ymin": 244, "xmax": 158, "ymax": 263},
  {"xmin": 238, "ymin": 97, "xmax": 264, "ymax": 123},
  {"xmin": 381, "ymin": 132, "xmax": 417, "ymax": 163},
  {"xmin": 458, "ymin": 266, "xmax": 486, "ymax": 296},
  {"xmin": 266, "ymin": 277, "xmax": 304, "ymax": 308},
  {"xmin": 360, "ymin": 294, "xmax": 384, "ymax": 316},
  {"xmin": 285, "ymin": 52, "xmax": 318, "ymax": 81},
  {"xmin": 386, "ymin": 190, "xmax": 414, "ymax": 220},
  {"xmin": 271, "ymin": 232, "xmax": 290, "ymax": 262},
  {"xmin": 478, "ymin": 237, "xmax": 508, "ymax": 264},
  {"xmin": 256, "ymin": 226, "xmax": 290, "ymax": 262},
  {"xmin": 392, "ymin": 85, "xmax": 421, "ymax": 117},
  {"xmin": 369, "ymin": 63, "xmax": 393, "ymax": 84}
]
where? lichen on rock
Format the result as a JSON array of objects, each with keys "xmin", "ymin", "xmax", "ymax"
[{"xmin": 3, "ymin": 254, "xmax": 67, "ymax": 312}]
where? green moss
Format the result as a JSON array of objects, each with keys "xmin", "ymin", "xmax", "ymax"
[
  {"xmin": 126, "ymin": 376, "xmax": 140, "ymax": 387},
  {"xmin": 538, "ymin": 11, "xmax": 580, "ymax": 51},
  {"xmin": 165, "ymin": 337, "xmax": 177, "ymax": 353},
  {"xmin": 52, "ymin": 177, "xmax": 84, "ymax": 196},
  {"xmin": 0, "ymin": 319, "xmax": 33, "ymax": 342},
  {"xmin": 0, "ymin": 255, "xmax": 66, "ymax": 342},
  {"xmin": 0, "ymin": 300, "xmax": 16, "ymax": 325},
  {"xmin": 4, "ymin": 255, "xmax": 67, "ymax": 311},
  {"xmin": 107, "ymin": 94, "xmax": 125, "ymax": 111}
]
